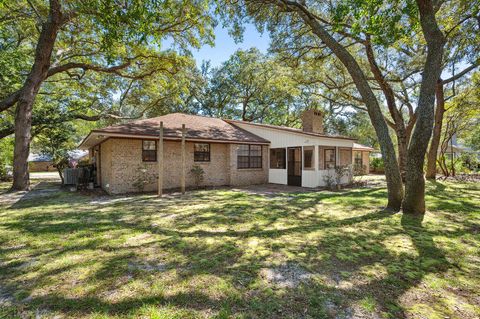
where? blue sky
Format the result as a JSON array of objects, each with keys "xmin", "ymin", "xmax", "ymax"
[{"xmin": 190, "ymin": 24, "xmax": 270, "ymax": 67}]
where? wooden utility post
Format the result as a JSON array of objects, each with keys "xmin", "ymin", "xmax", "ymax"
[
  {"xmin": 158, "ymin": 121, "xmax": 163, "ymax": 196},
  {"xmin": 181, "ymin": 124, "xmax": 186, "ymax": 194}
]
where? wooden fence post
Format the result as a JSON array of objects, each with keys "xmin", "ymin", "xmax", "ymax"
[
  {"xmin": 181, "ymin": 124, "xmax": 186, "ymax": 194},
  {"xmin": 158, "ymin": 121, "xmax": 163, "ymax": 196}
]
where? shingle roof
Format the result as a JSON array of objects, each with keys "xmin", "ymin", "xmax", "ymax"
[
  {"xmin": 28, "ymin": 153, "xmax": 52, "ymax": 162},
  {"xmin": 28, "ymin": 150, "xmax": 89, "ymax": 162},
  {"xmin": 90, "ymin": 113, "xmax": 270, "ymax": 144},
  {"xmin": 224, "ymin": 119, "xmax": 356, "ymax": 141}
]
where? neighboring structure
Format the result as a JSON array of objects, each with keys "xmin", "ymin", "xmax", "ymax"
[
  {"xmin": 28, "ymin": 153, "xmax": 53, "ymax": 172},
  {"xmin": 28, "ymin": 150, "xmax": 89, "ymax": 173},
  {"xmin": 79, "ymin": 111, "xmax": 373, "ymax": 194}
]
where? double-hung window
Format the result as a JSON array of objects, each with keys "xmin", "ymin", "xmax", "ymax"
[
  {"xmin": 142, "ymin": 140, "xmax": 157, "ymax": 162},
  {"xmin": 238, "ymin": 145, "xmax": 262, "ymax": 169},
  {"xmin": 194, "ymin": 143, "xmax": 210, "ymax": 162}
]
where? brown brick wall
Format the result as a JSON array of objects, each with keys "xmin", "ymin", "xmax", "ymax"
[
  {"xmin": 227, "ymin": 144, "xmax": 268, "ymax": 186},
  {"xmin": 100, "ymin": 139, "xmax": 113, "ymax": 191},
  {"xmin": 29, "ymin": 161, "xmax": 54, "ymax": 172},
  {"xmin": 98, "ymin": 138, "xmax": 267, "ymax": 194},
  {"xmin": 362, "ymin": 151, "xmax": 370, "ymax": 174}
]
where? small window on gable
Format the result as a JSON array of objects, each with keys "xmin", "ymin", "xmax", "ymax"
[
  {"xmin": 194, "ymin": 143, "xmax": 210, "ymax": 162},
  {"xmin": 142, "ymin": 140, "xmax": 157, "ymax": 162}
]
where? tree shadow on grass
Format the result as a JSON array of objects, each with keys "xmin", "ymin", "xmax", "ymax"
[
  {"xmin": 0, "ymin": 183, "xmax": 475, "ymax": 318},
  {"xmin": 345, "ymin": 213, "xmax": 451, "ymax": 318}
]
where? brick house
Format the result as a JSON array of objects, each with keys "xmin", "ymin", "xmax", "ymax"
[
  {"xmin": 79, "ymin": 111, "xmax": 372, "ymax": 194},
  {"xmin": 28, "ymin": 154, "xmax": 54, "ymax": 172}
]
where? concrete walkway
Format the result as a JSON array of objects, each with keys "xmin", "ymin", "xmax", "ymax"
[{"xmin": 0, "ymin": 173, "xmax": 61, "ymax": 207}]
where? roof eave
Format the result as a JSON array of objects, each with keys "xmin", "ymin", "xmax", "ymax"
[
  {"xmin": 225, "ymin": 119, "xmax": 357, "ymax": 141},
  {"xmin": 79, "ymin": 131, "xmax": 270, "ymax": 149}
]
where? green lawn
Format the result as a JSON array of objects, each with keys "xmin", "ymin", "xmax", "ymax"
[{"xmin": 0, "ymin": 178, "xmax": 479, "ymax": 319}]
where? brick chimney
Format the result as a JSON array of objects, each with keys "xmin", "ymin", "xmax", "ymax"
[{"xmin": 301, "ymin": 109, "xmax": 324, "ymax": 134}]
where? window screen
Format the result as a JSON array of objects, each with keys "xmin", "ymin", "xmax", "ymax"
[
  {"xmin": 354, "ymin": 151, "xmax": 363, "ymax": 166},
  {"xmin": 324, "ymin": 148, "xmax": 336, "ymax": 169},
  {"xmin": 339, "ymin": 148, "xmax": 352, "ymax": 166},
  {"xmin": 270, "ymin": 148, "xmax": 286, "ymax": 169},
  {"xmin": 237, "ymin": 145, "xmax": 262, "ymax": 169},
  {"xmin": 303, "ymin": 146, "xmax": 314, "ymax": 169},
  {"xmin": 142, "ymin": 140, "xmax": 157, "ymax": 162},
  {"xmin": 194, "ymin": 143, "xmax": 210, "ymax": 162}
]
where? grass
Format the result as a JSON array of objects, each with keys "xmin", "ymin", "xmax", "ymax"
[{"xmin": 0, "ymin": 177, "xmax": 479, "ymax": 319}]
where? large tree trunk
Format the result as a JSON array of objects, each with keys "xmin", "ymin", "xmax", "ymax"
[
  {"xmin": 290, "ymin": 7, "xmax": 403, "ymax": 210},
  {"xmin": 11, "ymin": 0, "xmax": 62, "ymax": 190},
  {"xmin": 425, "ymin": 81, "xmax": 445, "ymax": 180},
  {"xmin": 397, "ymin": 131, "xmax": 408, "ymax": 182},
  {"xmin": 365, "ymin": 40, "xmax": 409, "ymax": 183},
  {"xmin": 403, "ymin": 0, "xmax": 446, "ymax": 214},
  {"xmin": 57, "ymin": 166, "xmax": 65, "ymax": 184}
]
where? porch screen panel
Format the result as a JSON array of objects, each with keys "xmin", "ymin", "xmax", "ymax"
[
  {"xmin": 318, "ymin": 147, "xmax": 325, "ymax": 170},
  {"xmin": 354, "ymin": 151, "xmax": 362, "ymax": 167},
  {"xmin": 324, "ymin": 148, "xmax": 336, "ymax": 169},
  {"xmin": 362, "ymin": 152, "xmax": 369, "ymax": 172},
  {"xmin": 270, "ymin": 148, "xmax": 286, "ymax": 169},
  {"xmin": 339, "ymin": 148, "xmax": 352, "ymax": 166},
  {"xmin": 294, "ymin": 148, "xmax": 301, "ymax": 175},
  {"xmin": 303, "ymin": 146, "xmax": 314, "ymax": 169}
]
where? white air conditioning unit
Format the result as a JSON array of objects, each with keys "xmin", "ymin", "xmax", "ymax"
[{"xmin": 63, "ymin": 168, "xmax": 79, "ymax": 185}]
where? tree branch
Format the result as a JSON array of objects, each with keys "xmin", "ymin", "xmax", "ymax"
[{"xmin": 442, "ymin": 62, "xmax": 479, "ymax": 85}]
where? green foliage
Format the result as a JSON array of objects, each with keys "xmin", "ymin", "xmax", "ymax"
[
  {"xmin": 353, "ymin": 163, "xmax": 367, "ymax": 176},
  {"xmin": 190, "ymin": 165, "xmax": 205, "ymax": 188},
  {"xmin": 464, "ymin": 126, "xmax": 480, "ymax": 151},
  {"xmin": 457, "ymin": 153, "xmax": 480, "ymax": 173},
  {"xmin": 330, "ymin": 0, "xmax": 418, "ymax": 45},
  {"xmin": 334, "ymin": 165, "xmax": 349, "ymax": 186},
  {"xmin": 0, "ymin": 137, "xmax": 13, "ymax": 181},
  {"xmin": 438, "ymin": 74, "xmax": 480, "ymax": 176},
  {"xmin": 132, "ymin": 164, "xmax": 157, "ymax": 192},
  {"xmin": 0, "ymin": 0, "xmax": 218, "ymax": 142},
  {"xmin": 370, "ymin": 157, "xmax": 384, "ymax": 173},
  {"xmin": 457, "ymin": 72, "xmax": 480, "ymax": 152},
  {"xmin": 322, "ymin": 169, "xmax": 336, "ymax": 190},
  {"xmin": 219, "ymin": 0, "xmax": 480, "ymax": 167},
  {"xmin": 33, "ymin": 123, "xmax": 77, "ymax": 180},
  {"xmin": 193, "ymin": 48, "xmax": 306, "ymax": 125}
]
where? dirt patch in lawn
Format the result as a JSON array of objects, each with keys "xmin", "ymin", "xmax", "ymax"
[{"xmin": 260, "ymin": 263, "xmax": 313, "ymax": 288}]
